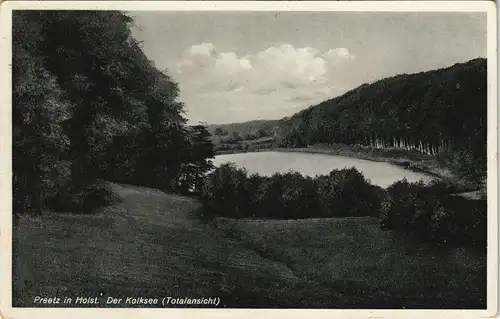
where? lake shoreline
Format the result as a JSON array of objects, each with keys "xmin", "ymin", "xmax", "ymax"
[{"xmin": 214, "ymin": 145, "xmax": 483, "ymax": 192}]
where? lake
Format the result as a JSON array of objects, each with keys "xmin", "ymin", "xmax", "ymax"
[{"xmin": 212, "ymin": 151, "xmax": 434, "ymax": 188}]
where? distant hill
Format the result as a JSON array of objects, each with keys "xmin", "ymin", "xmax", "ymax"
[{"xmin": 207, "ymin": 120, "xmax": 279, "ymax": 138}]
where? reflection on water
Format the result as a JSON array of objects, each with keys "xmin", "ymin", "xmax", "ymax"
[{"xmin": 212, "ymin": 151, "xmax": 434, "ymax": 188}]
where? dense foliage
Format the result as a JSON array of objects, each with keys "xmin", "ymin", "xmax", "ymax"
[
  {"xmin": 379, "ymin": 179, "xmax": 487, "ymax": 249},
  {"xmin": 274, "ymin": 59, "xmax": 487, "ymax": 182},
  {"xmin": 202, "ymin": 164, "xmax": 485, "ymax": 248},
  {"xmin": 200, "ymin": 164, "xmax": 384, "ymax": 219},
  {"xmin": 13, "ymin": 11, "xmax": 214, "ymax": 216}
]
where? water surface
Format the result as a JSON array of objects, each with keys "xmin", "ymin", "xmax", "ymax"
[{"xmin": 213, "ymin": 151, "xmax": 434, "ymax": 188}]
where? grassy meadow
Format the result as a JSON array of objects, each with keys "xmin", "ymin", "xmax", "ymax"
[
  {"xmin": 214, "ymin": 217, "xmax": 486, "ymax": 308},
  {"xmin": 13, "ymin": 183, "xmax": 339, "ymax": 308},
  {"xmin": 13, "ymin": 183, "xmax": 486, "ymax": 308}
]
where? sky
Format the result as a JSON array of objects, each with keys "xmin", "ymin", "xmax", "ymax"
[{"xmin": 130, "ymin": 12, "xmax": 487, "ymax": 124}]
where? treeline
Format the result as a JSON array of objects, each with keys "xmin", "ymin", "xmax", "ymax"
[
  {"xmin": 214, "ymin": 141, "xmax": 274, "ymax": 154},
  {"xmin": 201, "ymin": 165, "xmax": 486, "ymax": 248},
  {"xmin": 213, "ymin": 128, "xmax": 270, "ymax": 141},
  {"xmin": 13, "ymin": 11, "xmax": 214, "ymax": 216},
  {"xmin": 275, "ymin": 59, "xmax": 487, "ymax": 182},
  {"xmin": 201, "ymin": 164, "xmax": 385, "ymax": 219}
]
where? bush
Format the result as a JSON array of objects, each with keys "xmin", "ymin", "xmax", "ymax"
[
  {"xmin": 45, "ymin": 181, "xmax": 118, "ymax": 214},
  {"xmin": 259, "ymin": 172, "xmax": 318, "ymax": 219},
  {"xmin": 316, "ymin": 167, "xmax": 384, "ymax": 217},
  {"xmin": 379, "ymin": 178, "xmax": 487, "ymax": 248}
]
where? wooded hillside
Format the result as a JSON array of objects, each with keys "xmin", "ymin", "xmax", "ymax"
[{"xmin": 274, "ymin": 58, "xmax": 487, "ymax": 181}]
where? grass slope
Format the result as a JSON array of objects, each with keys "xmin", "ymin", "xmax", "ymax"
[
  {"xmin": 214, "ymin": 217, "xmax": 486, "ymax": 308},
  {"xmin": 13, "ymin": 183, "xmax": 335, "ymax": 308},
  {"xmin": 13, "ymin": 183, "xmax": 486, "ymax": 308}
]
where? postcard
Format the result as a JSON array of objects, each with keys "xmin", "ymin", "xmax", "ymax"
[{"xmin": 0, "ymin": 1, "xmax": 497, "ymax": 318}]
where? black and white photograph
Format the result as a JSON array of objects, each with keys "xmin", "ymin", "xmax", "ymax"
[{"xmin": 2, "ymin": 1, "xmax": 497, "ymax": 316}]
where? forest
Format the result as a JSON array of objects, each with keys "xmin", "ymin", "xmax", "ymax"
[
  {"xmin": 12, "ymin": 11, "xmax": 214, "ymax": 217},
  {"xmin": 274, "ymin": 58, "xmax": 487, "ymax": 182}
]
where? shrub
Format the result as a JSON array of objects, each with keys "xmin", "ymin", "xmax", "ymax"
[
  {"xmin": 316, "ymin": 167, "xmax": 384, "ymax": 218},
  {"xmin": 275, "ymin": 172, "xmax": 318, "ymax": 219},
  {"xmin": 45, "ymin": 181, "xmax": 118, "ymax": 214},
  {"xmin": 379, "ymin": 178, "xmax": 487, "ymax": 248}
]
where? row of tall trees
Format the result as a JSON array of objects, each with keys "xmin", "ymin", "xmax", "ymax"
[
  {"xmin": 275, "ymin": 59, "xmax": 487, "ymax": 181},
  {"xmin": 13, "ymin": 11, "xmax": 214, "ymax": 216},
  {"xmin": 201, "ymin": 164, "xmax": 384, "ymax": 219}
]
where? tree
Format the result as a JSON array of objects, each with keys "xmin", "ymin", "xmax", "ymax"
[
  {"xmin": 13, "ymin": 11, "xmax": 200, "ymax": 215},
  {"xmin": 201, "ymin": 163, "xmax": 249, "ymax": 217},
  {"xmin": 176, "ymin": 124, "xmax": 215, "ymax": 194},
  {"xmin": 12, "ymin": 12, "xmax": 72, "ymax": 216},
  {"xmin": 32, "ymin": 11, "xmax": 153, "ymax": 194}
]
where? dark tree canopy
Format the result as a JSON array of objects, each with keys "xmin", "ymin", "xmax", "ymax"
[{"xmin": 12, "ymin": 11, "xmax": 214, "ymax": 215}]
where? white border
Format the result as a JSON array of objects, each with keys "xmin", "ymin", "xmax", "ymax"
[{"xmin": 0, "ymin": 2, "xmax": 497, "ymax": 319}]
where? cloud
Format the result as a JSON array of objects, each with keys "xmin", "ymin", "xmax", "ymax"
[
  {"xmin": 176, "ymin": 42, "xmax": 217, "ymax": 73},
  {"xmin": 216, "ymin": 52, "xmax": 252, "ymax": 72},
  {"xmin": 175, "ymin": 43, "xmax": 356, "ymax": 123},
  {"xmin": 324, "ymin": 47, "xmax": 356, "ymax": 63}
]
